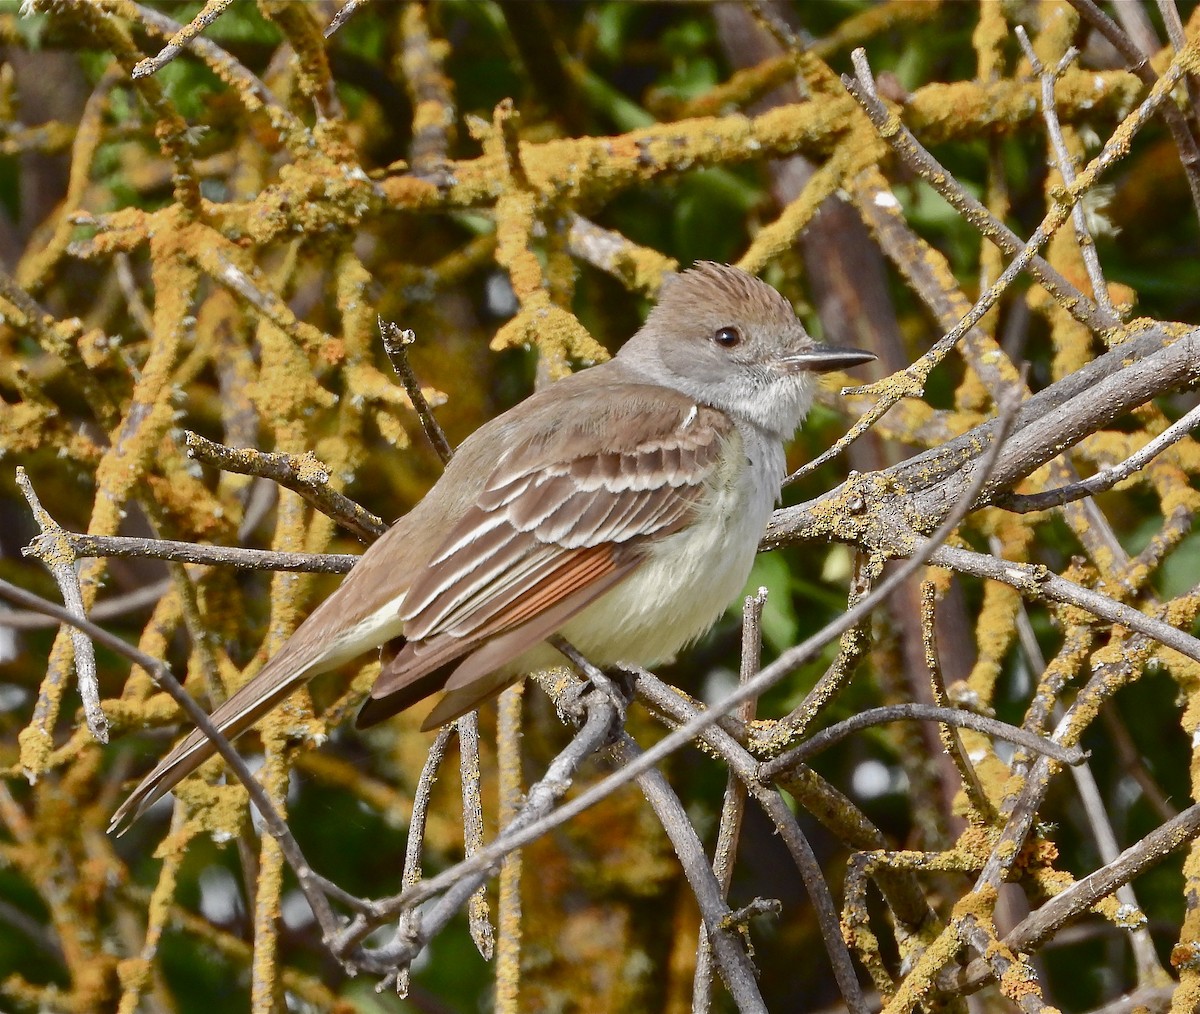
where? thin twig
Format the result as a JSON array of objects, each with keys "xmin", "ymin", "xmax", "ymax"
[
  {"xmin": 458, "ymin": 712, "xmax": 494, "ymax": 961},
  {"xmin": 399, "ymin": 1, "xmax": 455, "ymax": 181},
  {"xmin": 16, "ymin": 468, "xmax": 107, "ymax": 743},
  {"xmin": 929, "ymin": 545, "xmax": 1200, "ymax": 666},
  {"xmin": 185, "ymin": 431, "xmax": 386, "ymax": 542},
  {"xmin": 759, "ymin": 703, "xmax": 1085, "ymax": 780},
  {"xmin": 1156, "ymin": 0, "xmax": 1200, "ymax": 131},
  {"xmin": 694, "ymin": 588, "xmax": 767, "ymax": 1013},
  {"xmin": 131, "ymin": 0, "xmax": 235, "ymax": 79},
  {"xmin": 324, "ymin": 0, "xmax": 369, "ymax": 39},
  {"xmin": 0, "ymin": 578, "xmax": 171, "ymax": 630},
  {"xmin": 844, "ymin": 56, "xmax": 1116, "ymax": 332},
  {"xmin": 793, "ymin": 41, "xmax": 1151, "ymax": 481},
  {"xmin": 950, "ymin": 799, "xmax": 1200, "ymax": 995},
  {"xmin": 1015, "ymin": 28, "xmax": 1120, "ymax": 321},
  {"xmin": 920, "ymin": 582, "xmax": 996, "ymax": 821},
  {"xmin": 39, "ymin": 530, "xmax": 357, "ymax": 574},
  {"xmin": 391, "ymin": 724, "xmax": 456, "ymax": 996},
  {"xmin": 118, "ymin": 1, "xmax": 304, "ymax": 145},
  {"xmin": 114, "ymin": 253, "xmax": 154, "ymax": 336},
  {"xmin": 611, "ymin": 732, "xmax": 768, "ymax": 1014},
  {"xmin": 378, "ymin": 319, "xmax": 454, "ymax": 466},
  {"xmin": 638, "ymin": 664, "xmax": 868, "ymax": 1014},
  {"xmin": 1001, "ymin": 401, "xmax": 1200, "ymax": 512},
  {"xmin": 999, "ymin": 801, "xmax": 1200, "ymax": 969},
  {"xmin": 330, "ymin": 689, "xmax": 621, "ymax": 972},
  {"xmin": 1068, "ymin": 0, "xmax": 1200, "ymax": 223},
  {"xmin": 1003, "ymin": 565, "xmax": 1164, "ymax": 984}
]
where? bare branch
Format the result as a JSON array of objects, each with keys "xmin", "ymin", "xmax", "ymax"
[
  {"xmin": 130, "ymin": 0, "xmax": 235, "ymax": 80},
  {"xmin": 378, "ymin": 319, "xmax": 455, "ymax": 466},
  {"xmin": 185, "ymin": 431, "xmax": 386, "ymax": 541},
  {"xmin": 1001, "ymin": 401, "xmax": 1200, "ymax": 512},
  {"xmin": 16, "ymin": 469, "xmax": 106, "ymax": 743}
]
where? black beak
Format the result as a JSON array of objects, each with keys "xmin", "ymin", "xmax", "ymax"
[{"xmin": 781, "ymin": 345, "xmax": 876, "ymax": 373}]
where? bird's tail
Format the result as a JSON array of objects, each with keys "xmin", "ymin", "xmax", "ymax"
[{"xmin": 108, "ymin": 646, "xmax": 328, "ymax": 834}]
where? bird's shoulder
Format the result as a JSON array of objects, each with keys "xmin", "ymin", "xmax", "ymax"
[{"xmin": 472, "ymin": 365, "xmax": 736, "ymax": 479}]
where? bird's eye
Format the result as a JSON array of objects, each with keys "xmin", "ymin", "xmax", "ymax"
[{"xmin": 713, "ymin": 326, "xmax": 741, "ymax": 348}]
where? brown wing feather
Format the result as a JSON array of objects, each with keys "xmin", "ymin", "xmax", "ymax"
[
  {"xmin": 363, "ymin": 403, "xmax": 733, "ymax": 718},
  {"xmin": 359, "ymin": 544, "xmax": 638, "ymax": 729}
]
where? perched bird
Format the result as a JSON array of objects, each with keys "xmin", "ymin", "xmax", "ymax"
[{"xmin": 111, "ymin": 262, "xmax": 873, "ymax": 831}]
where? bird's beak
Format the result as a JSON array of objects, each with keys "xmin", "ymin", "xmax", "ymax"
[{"xmin": 779, "ymin": 344, "xmax": 876, "ymax": 373}]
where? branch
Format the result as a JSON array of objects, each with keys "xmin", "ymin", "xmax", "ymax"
[
  {"xmin": 758, "ymin": 703, "xmax": 1086, "ymax": 781},
  {"xmin": 1000, "ymin": 401, "xmax": 1200, "ymax": 512},
  {"xmin": 184, "ymin": 431, "xmax": 386, "ymax": 542},
  {"xmin": 16, "ymin": 469, "xmax": 106, "ymax": 743},
  {"xmin": 130, "ymin": 0, "xmax": 234, "ymax": 80}
]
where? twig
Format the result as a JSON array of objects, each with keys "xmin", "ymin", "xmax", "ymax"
[
  {"xmin": 399, "ymin": 1, "xmax": 455, "ymax": 181},
  {"xmin": 846, "ymin": 30, "xmax": 1194, "ymax": 337},
  {"xmin": 567, "ymin": 213, "xmax": 678, "ymax": 294},
  {"xmin": 1068, "ymin": 0, "xmax": 1200, "ymax": 223},
  {"xmin": 844, "ymin": 56, "xmax": 1116, "ymax": 333},
  {"xmin": 0, "ymin": 266, "xmax": 119, "ymax": 426},
  {"xmin": 920, "ymin": 582, "xmax": 993, "ymax": 821},
  {"xmin": 119, "ymin": 0, "xmax": 304, "ymax": 145},
  {"xmin": 611, "ymin": 732, "xmax": 768, "ymax": 1014},
  {"xmin": 766, "ymin": 322, "xmax": 1200, "ymax": 552},
  {"xmin": 636, "ymin": 668, "xmax": 932, "ymax": 934},
  {"xmin": 1156, "ymin": 0, "xmax": 1200, "ymax": 131},
  {"xmin": 330, "ymin": 688, "xmax": 622, "ymax": 972},
  {"xmin": 759, "ymin": 703, "xmax": 1084, "ymax": 780},
  {"xmin": 458, "ymin": 712, "xmax": 494, "ymax": 961},
  {"xmin": 621, "ymin": 668, "xmax": 869, "ymax": 1014},
  {"xmin": 378, "ymin": 319, "xmax": 454, "ymax": 466},
  {"xmin": 948, "ymin": 583, "xmax": 1200, "ymax": 1006},
  {"xmin": 564, "ymin": 641, "xmax": 769, "ymax": 1012},
  {"xmin": 184, "ymin": 431, "xmax": 386, "ymax": 542},
  {"xmin": 0, "ymin": 897, "xmax": 64, "ymax": 964},
  {"xmin": 0, "ymin": 578, "xmax": 171, "ymax": 630},
  {"xmin": 642, "ymin": 666, "xmax": 868, "ymax": 1014},
  {"xmin": 37, "ymin": 530, "xmax": 357, "ymax": 575},
  {"xmin": 694, "ymin": 589, "xmax": 767, "ymax": 1013},
  {"xmin": 1000, "ymin": 401, "xmax": 1200, "ymax": 512},
  {"xmin": 16, "ymin": 469, "xmax": 107, "ymax": 743},
  {"xmin": 951, "ymin": 803, "xmax": 1200, "ymax": 996},
  {"xmin": 131, "ymin": 0, "xmax": 235, "ymax": 80},
  {"xmin": 114, "ymin": 253, "xmax": 154, "ymax": 336},
  {"xmin": 1001, "ymin": 801, "xmax": 1200, "ymax": 967},
  {"xmin": 928, "ymin": 545, "xmax": 1200, "ymax": 666},
  {"xmin": 391, "ymin": 723, "xmax": 456, "ymax": 996},
  {"xmin": 804, "ymin": 38, "xmax": 1194, "ymax": 484},
  {"xmin": 493, "ymin": 683, "xmax": 523, "ymax": 1013},
  {"xmin": 1004, "ymin": 572, "xmax": 1164, "ymax": 984},
  {"xmin": 324, "ymin": 0, "xmax": 369, "ymax": 39},
  {"xmin": 1014, "ymin": 28, "xmax": 1120, "ymax": 321}
]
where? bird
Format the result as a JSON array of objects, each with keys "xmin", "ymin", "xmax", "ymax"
[{"xmin": 110, "ymin": 262, "xmax": 874, "ymax": 832}]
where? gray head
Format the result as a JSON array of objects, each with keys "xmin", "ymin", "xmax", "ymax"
[{"xmin": 616, "ymin": 262, "xmax": 874, "ymax": 438}]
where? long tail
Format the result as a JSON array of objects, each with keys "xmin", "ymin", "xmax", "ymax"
[{"xmin": 108, "ymin": 646, "xmax": 329, "ymax": 834}]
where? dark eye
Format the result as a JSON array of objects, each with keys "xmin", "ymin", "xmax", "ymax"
[{"xmin": 713, "ymin": 326, "xmax": 741, "ymax": 348}]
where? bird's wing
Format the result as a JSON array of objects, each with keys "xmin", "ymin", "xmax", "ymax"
[{"xmin": 358, "ymin": 399, "xmax": 735, "ymax": 729}]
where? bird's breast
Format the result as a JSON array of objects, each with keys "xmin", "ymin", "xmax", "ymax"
[{"xmin": 554, "ymin": 426, "xmax": 785, "ymax": 668}]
